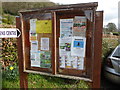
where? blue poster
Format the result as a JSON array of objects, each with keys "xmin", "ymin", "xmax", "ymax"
[{"xmin": 73, "ymin": 41, "xmax": 84, "ymax": 48}]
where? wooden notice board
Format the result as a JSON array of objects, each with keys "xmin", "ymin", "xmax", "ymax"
[{"xmin": 17, "ymin": 2, "xmax": 103, "ymax": 88}]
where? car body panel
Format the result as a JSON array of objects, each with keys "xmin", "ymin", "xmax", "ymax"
[
  {"xmin": 104, "ymin": 45, "xmax": 120, "ymax": 84},
  {"xmin": 108, "ymin": 45, "xmax": 120, "ymax": 73}
]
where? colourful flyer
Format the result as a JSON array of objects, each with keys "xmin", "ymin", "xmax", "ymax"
[
  {"xmin": 29, "ymin": 33, "xmax": 37, "ymax": 41},
  {"xmin": 36, "ymin": 20, "xmax": 52, "ymax": 33}
]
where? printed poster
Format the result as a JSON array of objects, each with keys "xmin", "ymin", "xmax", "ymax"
[
  {"xmin": 40, "ymin": 51, "xmax": 51, "ymax": 68},
  {"xmin": 36, "ymin": 20, "xmax": 52, "ymax": 33},
  {"xmin": 71, "ymin": 37, "xmax": 86, "ymax": 57},
  {"xmin": 30, "ymin": 19, "xmax": 37, "ymax": 33},
  {"xmin": 59, "ymin": 55, "xmax": 84, "ymax": 70},
  {"xmin": 60, "ymin": 19, "xmax": 73, "ymax": 38},
  {"xmin": 31, "ymin": 41, "xmax": 38, "ymax": 52},
  {"xmin": 59, "ymin": 37, "xmax": 72, "ymax": 56},
  {"xmin": 73, "ymin": 16, "xmax": 86, "ymax": 37},
  {"xmin": 41, "ymin": 38, "xmax": 49, "ymax": 51},
  {"xmin": 59, "ymin": 37, "xmax": 72, "ymax": 68},
  {"xmin": 59, "ymin": 54, "xmax": 72, "ymax": 69},
  {"xmin": 31, "ymin": 51, "xmax": 40, "ymax": 67},
  {"xmin": 29, "ymin": 32, "xmax": 37, "ymax": 41}
]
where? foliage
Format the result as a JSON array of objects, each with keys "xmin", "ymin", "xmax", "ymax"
[
  {"xmin": 2, "ymin": 14, "xmax": 15, "ymax": 25},
  {"xmin": 2, "ymin": 2, "xmax": 56, "ymax": 16},
  {"xmin": 1, "ymin": 2, "xmax": 56, "ymax": 25},
  {"xmin": 102, "ymin": 38, "xmax": 119, "ymax": 60},
  {"xmin": 112, "ymin": 32, "xmax": 120, "ymax": 36},
  {"xmin": 2, "ymin": 65, "xmax": 19, "ymax": 81},
  {"xmin": 2, "ymin": 38, "xmax": 18, "ymax": 68},
  {"xmin": 106, "ymin": 23, "xmax": 117, "ymax": 32}
]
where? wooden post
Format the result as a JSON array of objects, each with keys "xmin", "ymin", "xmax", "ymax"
[
  {"xmin": 16, "ymin": 16, "xmax": 28, "ymax": 89},
  {"xmin": 92, "ymin": 11, "xmax": 103, "ymax": 88}
]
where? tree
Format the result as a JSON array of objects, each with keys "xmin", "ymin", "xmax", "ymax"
[{"xmin": 106, "ymin": 23, "xmax": 117, "ymax": 32}]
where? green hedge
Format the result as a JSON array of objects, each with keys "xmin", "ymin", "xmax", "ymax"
[{"xmin": 102, "ymin": 38, "xmax": 119, "ymax": 61}]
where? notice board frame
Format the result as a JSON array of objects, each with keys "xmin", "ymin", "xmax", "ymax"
[{"xmin": 17, "ymin": 2, "xmax": 103, "ymax": 88}]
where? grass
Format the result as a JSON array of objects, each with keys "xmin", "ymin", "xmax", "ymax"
[
  {"xmin": 2, "ymin": 73, "xmax": 89, "ymax": 88},
  {"xmin": 2, "ymin": 78, "xmax": 20, "ymax": 88}
]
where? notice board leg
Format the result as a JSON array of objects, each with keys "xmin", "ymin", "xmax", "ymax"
[
  {"xmin": 16, "ymin": 16, "xmax": 28, "ymax": 89},
  {"xmin": 92, "ymin": 11, "xmax": 103, "ymax": 88}
]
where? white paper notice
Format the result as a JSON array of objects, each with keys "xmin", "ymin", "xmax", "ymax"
[
  {"xmin": 30, "ymin": 19, "xmax": 37, "ymax": 33},
  {"xmin": 60, "ymin": 19, "xmax": 73, "ymax": 38},
  {"xmin": 31, "ymin": 52, "xmax": 40, "ymax": 67},
  {"xmin": 71, "ymin": 37, "xmax": 86, "ymax": 57},
  {"xmin": 41, "ymin": 38, "xmax": 49, "ymax": 51},
  {"xmin": 77, "ymin": 57, "xmax": 84, "ymax": 70},
  {"xmin": 31, "ymin": 41, "xmax": 38, "ymax": 52}
]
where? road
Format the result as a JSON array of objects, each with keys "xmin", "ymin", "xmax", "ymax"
[{"xmin": 101, "ymin": 71, "xmax": 120, "ymax": 89}]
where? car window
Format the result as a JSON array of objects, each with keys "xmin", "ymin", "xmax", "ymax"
[{"xmin": 112, "ymin": 46, "xmax": 120, "ymax": 58}]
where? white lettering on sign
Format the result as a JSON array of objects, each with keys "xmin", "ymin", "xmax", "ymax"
[{"xmin": 0, "ymin": 28, "xmax": 21, "ymax": 38}]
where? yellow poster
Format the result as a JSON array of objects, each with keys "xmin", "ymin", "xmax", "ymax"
[{"xmin": 36, "ymin": 20, "xmax": 52, "ymax": 33}]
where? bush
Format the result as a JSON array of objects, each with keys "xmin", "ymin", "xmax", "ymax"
[
  {"xmin": 2, "ymin": 14, "xmax": 15, "ymax": 25},
  {"xmin": 102, "ymin": 38, "xmax": 119, "ymax": 60},
  {"xmin": 112, "ymin": 32, "xmax": 120, "ymax": 36},
  {"xmin": 2, "ymin": 38, "xmax": 18, "ymax": 68}
]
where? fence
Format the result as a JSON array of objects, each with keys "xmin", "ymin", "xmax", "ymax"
[{"xmin": 103, "ymin": 34, "xmax": 120, "ymax": 39}]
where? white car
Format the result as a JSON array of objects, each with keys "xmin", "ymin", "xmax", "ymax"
[{"xmin": 104, "ymin": 45, "xmax": 120, "ymax": 84}]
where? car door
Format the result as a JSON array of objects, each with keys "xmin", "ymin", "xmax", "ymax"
[{"xmin": 111, "ymin": 45, "xmax": 120, "ymax": 73}]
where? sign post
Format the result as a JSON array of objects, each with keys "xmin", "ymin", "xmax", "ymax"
[{"xmin": 16, "ymin": 17, "xmax": 28, "ymax": 89}]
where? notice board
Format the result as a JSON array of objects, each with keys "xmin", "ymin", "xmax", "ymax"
[{"xmin": 17, "ymin": 2, "xmax": 103, "ymax": 87}]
